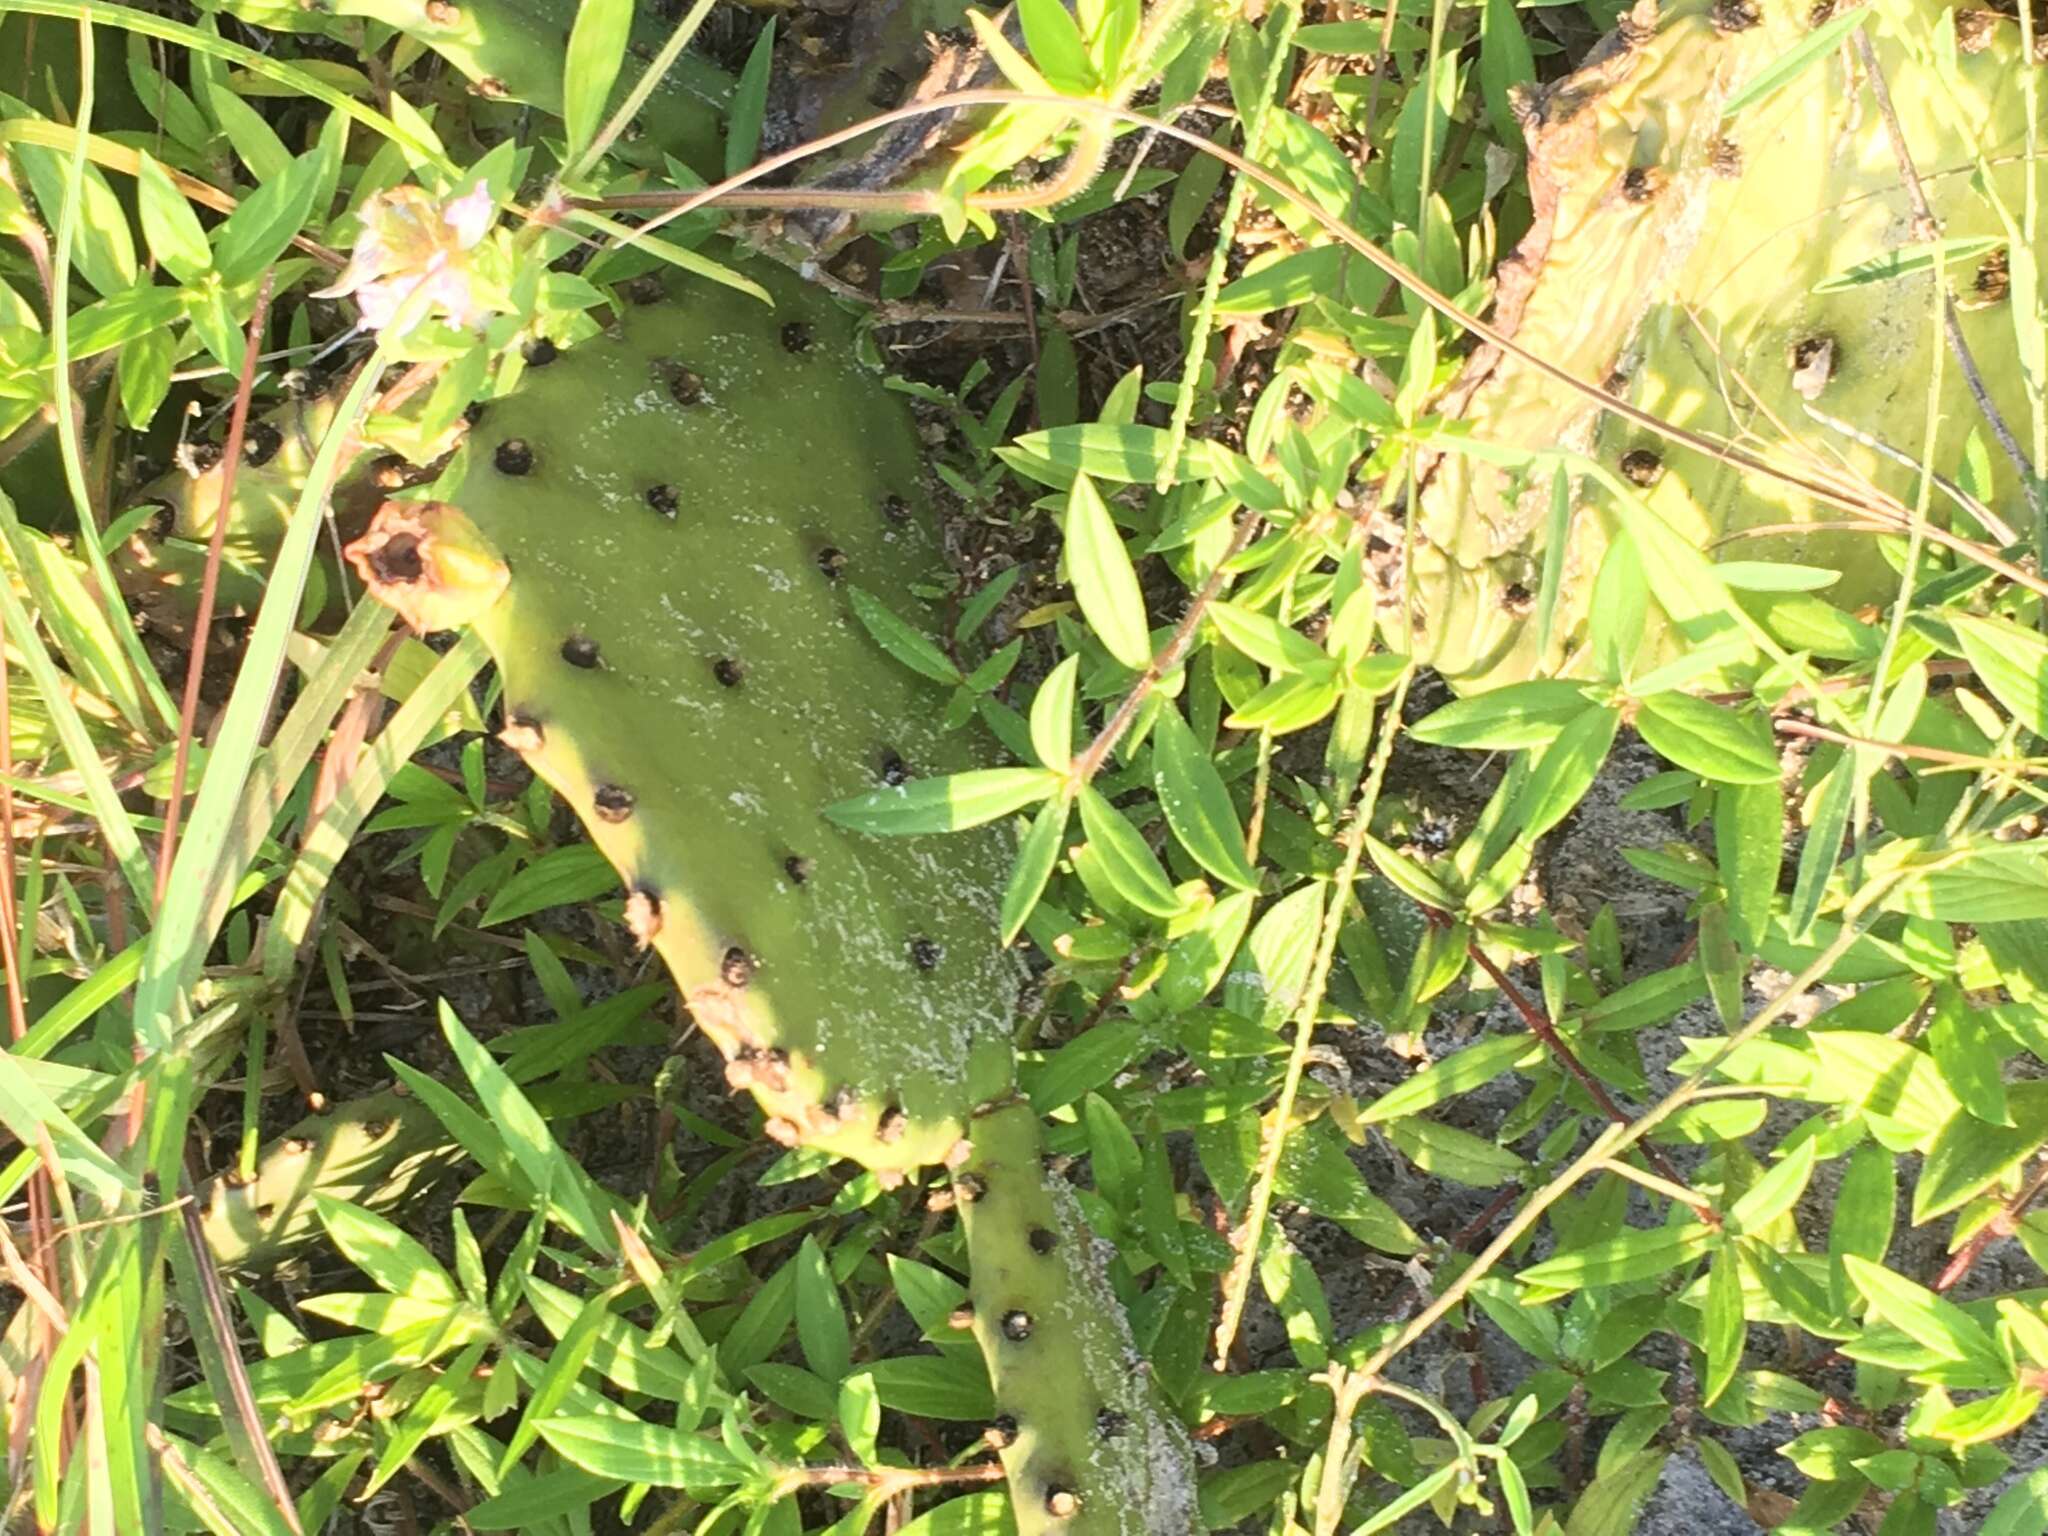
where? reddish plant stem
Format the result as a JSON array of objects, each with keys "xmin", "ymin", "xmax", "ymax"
[
  {"xmin": 1460, "ymin": 932, "xmax": 1716, "ymax": 1222},
  {"xmin": 1933, "ymin": 1158, "xmax": 2048, "ymax": 1293},
  {"xmin": 0, "ymin": 543, "xmax": 63, "ymax": 1496},
  {"xmin": 154, "ymin": 273, "xmax": 275, "ymax": 905},
  {"xmin": 1773, "ymin": 716, "xmax": 2026, "ymax": 772},
  {"xmin": 175, "ymin": 1201, "xmax": 303, "ymax": 1532}
]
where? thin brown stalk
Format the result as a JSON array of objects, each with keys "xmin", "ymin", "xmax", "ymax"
[
  {"xmin": 1463, "ymin": 935, "xmax": 1717, "ymax": 1222},
  {"xmin": 776, "ymin": 1461, "xmax": 1006, "ymax": 1493},
  {"xmin": 1072, "ymin": 515, "xmax": 1261, "ymax": 785},
  {"xmin": 1773, "ymin": 716, "xmax": 2047, "ymax": 775},
  {"xmin": 175, "ymin": 1200, "xmax": 304, "ymax": 1532},
  {"xmin": 1933, "ymin": 1158, "xmax": 2048, "ymax": 1293},
  {"xmin": 154, "ymin": 273, "xmax": 276, "ymax": 905}
]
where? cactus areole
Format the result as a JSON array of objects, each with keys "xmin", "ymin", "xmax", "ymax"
[
  {"xmin": 1403, "ymin": 0, "xmax": 2040, "ymax": 691},
  {"xmin": 348, "ymin": 259, "xmax": 1198, "ymax": 1533}
]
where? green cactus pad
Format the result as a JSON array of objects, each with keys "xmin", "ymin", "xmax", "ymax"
[
  {"xmin": 351, "ymin": 260, "xmax": 1025, "ymax": 1178},
  {"xmin": 114, "ymin": 383, "xmax": 447, "ymax": 637},
  {"xmin": 1404, "ymin": 0, "xmax": 2039, "ymax": 690},
  {"xmin": 222, "ymin": 0, "xmax": 725, "ymax": 169},
  {"xmin": 955, "ymin": 1099, "xmax": 1199, "ymax": 1536},
  {"xmin": 196, "ymin": 1090, "xmax": 461, "ymax": 1272}
]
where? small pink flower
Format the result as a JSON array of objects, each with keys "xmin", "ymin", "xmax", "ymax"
[{"xmin": 317, "ymin": 183, "xmax": 496, "ymax": 336}]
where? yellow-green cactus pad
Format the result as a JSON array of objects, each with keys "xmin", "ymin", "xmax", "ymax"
[
  {"xmin": 1403, "ymin": 0, "xmax": 2039, "ymax": 690},
  {"xmin": 197, "ymin": 1091, "xmax": 461, "ymax": 1273},
  {"xmin": 115, "ymin": 382, "xmax": 453, "ymax": 637},
  {"xmin": 955, "ymin": 1099, "xmax": 1199, "ymax": 1536},
  {"xmin": 352, "ymin": 260, "xmax": 1025, "ymax": 1180}
]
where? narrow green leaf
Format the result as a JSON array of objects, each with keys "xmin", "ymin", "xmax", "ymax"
[
  {"xmin": 1722, "ymin": 3, "xmax": 1868, "ymax": 116},
  {"xmin": 1788, "ymin": 756, "xmax": 1854, "ymax": 938},
  {"xmin": 480, "ymin": 844, "xmax": 621, "ymax": 927},
  {"xmin": 1017, "ymin": 0, "xmax": 1094, "ymax": 88},
  {"xmin": 1701, "ymin": 1245, "xmax": 1745, "ymax": 1407},
  {"xmin": 1407, "ymin": 679, "xmax": 1592, "ymax": 750},
  {"xmin": 1207, "ymin": 600, "xmax": 1330, "ymax": 675},
  {"xmin": 825, "ymin": 767, "xmax": 1061, "ymax": 835},
  {"xmin": 363, "ymin": 1338, "xmax": 488, "ymax": 1498},
  {"xmin": 135, "ymin": 151, "xmax": 208, "ymax": 282},
  {"xmin": 314, "ymin": 1198, "xmax": 460, "ymax": 1304},
  {"xmin": 723, "ymin": 16, "xmax": 776, "ymax": 176},
  {"xmin": 1029, "ymin": 1021, "xmax": 1147, "ymax": 1114},
  {"xmin": 440, "ymin": 1001, "xmax": 609, "ymax": 1250},
  {"xmin": 1001, "ymin": 796, "xmax": 1068, "ymax": 944},
  {"xmin": 213, "ymin": 149, "xmax": 324, "ymax": 286},
  {"xmin": 1982, "ymin": 1466, "xmax": 2048, "ymax": 1536},
  {"xmin": 848, "ymin": 588, "xmax": 962, "ymax": 685},
  {"xmin": 563, "ymin": 0, "xmax": 634, "ymax": 163},
  {"xmin": 1517, "ymin": 1224, "xmax": 1712, "ymax": 1292},
  {"xmin": 1467, "ymin": 705, "xmax": 1619, "ymax": 911},
  {"xmin": 1151, "ymin": 706, "xmax": 1257, "ymax": 891},
  {"xmin": 1814, "ymin": 236, "xmax": 2005, "ymax": 293},
  {"xmin": 497, "ymin": 1285, "xmax": 616, "ymax": 1477},
  {"xmin": 1076, "ymin": 785, "xmax": 1182, "ymax": 917},
  {"xmin": 536, "ymin": 1415, "xmax": 739, "ymax": 1489},
  {"xmin": 1716, "ymin": 780, "xmax": 1783, "ymax": 952},
  {"xmin": 1029, "ymin": 653, "xmax": 1079, "ymax": 770},
  {"xmin": 1729, "ymin": 1137, "xmax": 1817, "ymax": 1232},
  {"xmin": 796, "ymin": 1237, "xmax": 852, "ymax": 1384},
  {"xmin": 1066, "ymin": 474, "xmax": 1151, "ymax": 670},
  {"xmin": 1948, "ymin": 612, "xmax": 2048, "ymax": 738},
  {"xmin": 0, "ymin": 1051, "xmax": 134, "ymax": 1204},
  {"xmin": 1841, "ymin": 1255, "xmax": 2002, "ymax": 1370},
  {"xmin": 1358, "ymin": 1034, "xmax": 1534, "ymax": 1124},
  {"xmin": 1634, "ymin": 693, "xmax": 1781, "ymax": 785}
]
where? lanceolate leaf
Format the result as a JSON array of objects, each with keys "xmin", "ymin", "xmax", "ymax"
[
  {"xmin": 1151, "ymin": 706, "xmax": 1258, "ymax": 891},
  {"xmin": 825, "ymin": 768, "xmax": 1061, "ymax": 835},
  {"xmin": 1065, "ymin": 473, "xmax": 1152, "ymax": 670},
  {"xmin": 562, "ymin": 0, "xmax": 633, "ymax": 162},
  {"xmin": 1077, "ymin": 785, "xmax": 1182, "ymax": 917},
  {"xmin": 1001, "ymin": 796, "xmax": 1069, "ymax": 943},
  {"xmin": 1843, "ymin": 1256, "xmax": 2005, "ymax": 1373},
  {"xmin": 1948, "ymin": 612, "xmax": 2048, "ymax": 739},
  {"xmin": 1633, "ymin": 692, "xmax": 1780, "ymax": 785},
  {"xmin": 1029, "ymin": 653, "xmax": 1081, "ymax": 770},
  {"xmin": 1702, "ymin": 1245, "xmax": 1745, "ymax": 1407},
  {"xmin": 1406, "ymin": 679, "xmax": 1591, "ymax": 750}
]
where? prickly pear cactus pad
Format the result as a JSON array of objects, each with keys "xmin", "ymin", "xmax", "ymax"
[
  {"xmin": 350, "ymin": 260, "xmax": 1025, "ymax": 1180},
  {"xmin": 115, "ymin": 383, "xmax": 451, "ymax": 637},
  {"xmin": 1402, "ymin": 0, "xmax": 2039, "ymax": 691},
  {"xmin": 196, "ymin": 1091, "xmax": 460, "ymax": 1272},
  {"xmin": 955, "ymin": 1099, "xmax": 1200, "ymax": 1536},
  {"xmin": 221, "ymin": 0, "xmax": 725, "ymax": 169}
]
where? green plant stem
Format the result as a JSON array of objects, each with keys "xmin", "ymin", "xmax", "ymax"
[
  {"xmin": 1308, "ymin": 888, "xmax": 1889, "ymax": 1536},
  {"xmin": 1155, "ymin": 0, "xmax": 1298, "ymax": 495},
  {"xmin": 1211, "ymin": 669, "xmax": 1409, "ymax": 1369}
]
